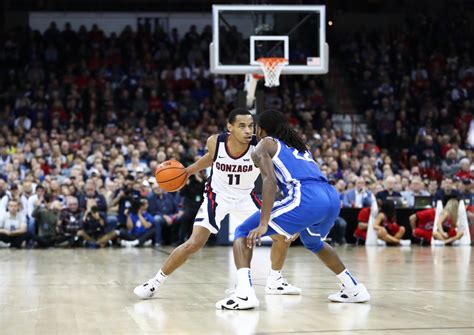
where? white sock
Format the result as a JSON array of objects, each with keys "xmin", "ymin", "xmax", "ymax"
[
  {"xmin": 235, "ymin": 267, "xmax": 255, "ymax": 298},
  {"xmin": 336, "ymin": 269, "xmax": 358, "ymax": 289},
  {"xmin": 268, "ymin": 269, "xmax": 282, "ymax": 281},
  {"xmin": 237, "ymin": 268, "xmax": 252, "ymax": 288},
  {"xmin": 154, "ymin": 269, "xmax": 168, "ymax": 285}
]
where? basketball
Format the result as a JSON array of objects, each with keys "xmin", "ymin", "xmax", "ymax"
[{"xmin": 155, "ymin": 160, "xmax": 188, "ymax": 192}]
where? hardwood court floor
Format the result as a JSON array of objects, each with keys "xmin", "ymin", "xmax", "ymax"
[{"xmin": 0, "ymin": 245, "xmax": 473, "ymax": 334}]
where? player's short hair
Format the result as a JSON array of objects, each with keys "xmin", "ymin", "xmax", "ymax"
[{"xmin": 228, "ymin": 108, "xmax": 252, "ymax": 124}]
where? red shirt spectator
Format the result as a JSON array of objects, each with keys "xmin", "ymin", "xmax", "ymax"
[
  {"xmin": 455, "ymin": 158, "xmax": 474, "ymax": 180},
  {"xmin": 354, "ymin": 207, "xmax": 370, "ymax": 241}
]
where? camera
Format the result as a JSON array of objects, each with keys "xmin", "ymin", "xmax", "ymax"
[{"xmin": 129, "ymin": 199, "xmax": 141, "ymax": 215}]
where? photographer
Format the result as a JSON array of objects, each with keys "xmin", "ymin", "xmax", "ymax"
[
  {"xmin": 118, "ymin": 199, "xmax": 155, "ymax": 247},
  {"xmin": 111, "ymin": 174, "xmax": 141, "ymax": 229},
  {"xmin": 78, "ymin": 181, "xmax": 107, "ymax": 218},
  {"xmin": 57, "ymin": 196, "xmax": 84, "ymax": 247},
  {"xmin": 32, "ymin": 195, "xmax": 61, "ymax": 248},
  {"xmin": 81, "ymin": 205, "xmax": 117, "ymax": 248}
]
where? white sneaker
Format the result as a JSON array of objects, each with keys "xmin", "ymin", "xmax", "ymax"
[
  {"xmin": 215, "ymin": 293, "xmax": 260, "ymax": 310},
  {"xmin": 121, "ymin": 240, "xmax": 139, "ymax": 247},
  {"xmin": 432, "ymin": 239, "xmax": 445, "ymax": 246},
  {"xmin": 328, "ymin": 283, "xmax": 370, "ymax": 303},
  {"xmin": 376, "ymin": 239, "xmax": 387, "ymax": 246},
  {"xmin": 265, "ymin": 277, "xmax": 302, "ymax": 295},
  {"xmin": 399, "ymin": 239, "xmax": 411, "ymax": 246},
  {"xmin": 133, "ymin": 278, "xmax": 159, "ymax": 299},
  {"xmin": 451, "ymin": 240, "xmax": 460, "ymax": 246}
]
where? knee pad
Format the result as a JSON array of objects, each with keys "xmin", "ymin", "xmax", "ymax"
[{"xmin": 300, "ymin": 232, "xmax": 324, "ymax": 253}]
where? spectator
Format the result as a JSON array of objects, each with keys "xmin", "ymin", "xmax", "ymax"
[
  {"xmin": 401, "ymin": 176, "xmax": 431, "ymax": 208},
  {"xmin": 147, "ymin": 184, "xmax": 181, "ymax": 245},
  {"xmin": 416, "ymin": 135, "xmax": 440, "ymax": 168},
  {"xmin": 0, "ymin": 178, "xmax": 10, "ymax": 214},
  {"xmin": 455, "ymin": 158, "xmax": 473, "ymax": 181},
  {"xmin": 176, "ymin": 171, "xmax": 206, "ymax": 244},
  {"xmin": 343, "ymin": 177, "xmax": 373, "ymax": 208},
  {"xmin": 434, "ymin": 177, "xmax": 460, "ymax": 204},
  {"xmin": 117, "ymin": 199, "xmax": 156, "ymax": 247},
  {"xmin": 327, "ymin": 216, "xmax": 347, "ymax": 246},
  {"xmin": 8, "ymin": 184, "xmax": 26, "ymax": 218},
  {"xmin": 376, "ymin": 176, "xmax": 402, "ymax": 201},
  {"xmin": 441, "ymin": 149, "xmax": 460, "ymax": 177},
  {"xmin": 458, "ymin": 179, "xmax": 474, "ymax": 205},
  {"xmin": 0, "ymin": 199, "xmax": 30, "ymax": 248},
  {"xmin": 427, "ymin": 180, "xmax": 439, "ymax": 197},
  {"xmin": 334, "ymin": 179, "xmax": 346, "ymax": 205},
  {"xmin": 28, "ymin": 182, "xmax": 45, "ymax": 207},
  {"xmin": 103, "ymin": 179, "xmax": 119, "ymax": 231}
]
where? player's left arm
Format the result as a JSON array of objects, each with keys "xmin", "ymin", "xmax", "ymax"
[{"xmin": 247, "ymin": 138, "xmax": 278, "ymax": 248}]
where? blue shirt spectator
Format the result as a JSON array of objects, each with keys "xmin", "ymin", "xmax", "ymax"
[
  {"xmin": 343, "ymin": 178, "xmax": 373, "ymax": 208},
  {"xmin": 129, "ymin": 211, "xmax": 155, "ymax": 235},
  {"xmin": 148, "ymin": 186, "xmax": 178, "ymax": 216}
]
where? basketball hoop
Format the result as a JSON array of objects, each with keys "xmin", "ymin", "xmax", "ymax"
[{"xmin": 256, "ymin": 57, "xmax": 288, "ymax": 87}]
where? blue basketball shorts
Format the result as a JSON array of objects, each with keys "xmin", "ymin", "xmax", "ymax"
[{"xmin": 234, "ymin": 181, "xmax": 340, "ymax": 253}]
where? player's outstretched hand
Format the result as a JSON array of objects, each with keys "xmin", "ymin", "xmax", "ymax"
[{"xmin": 247, "ymin": 224, "xmax": 268, "ymax": 248}]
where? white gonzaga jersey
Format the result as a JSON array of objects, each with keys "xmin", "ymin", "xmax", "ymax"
[{"xmin": 207, "ymin": 133, "xmax": 260, "ymax": 198}]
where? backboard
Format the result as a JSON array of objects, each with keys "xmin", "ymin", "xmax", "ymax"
[{"xmin": 210, "ymin": 5, "xmax": 328, "ymax": 75}]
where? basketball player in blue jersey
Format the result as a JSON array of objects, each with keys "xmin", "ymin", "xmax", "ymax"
[
  {"xmin": 216, "ymin": 110, "xmax": 370, "ymax": 310},
  {"xmin": 134, "ymin": 108, "xmax": 301, "ymax": 299}
]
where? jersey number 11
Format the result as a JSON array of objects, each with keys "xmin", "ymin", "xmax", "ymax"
[{"xmin": 227, "ymin": 174, "xmax": 240, "ymax": 185}]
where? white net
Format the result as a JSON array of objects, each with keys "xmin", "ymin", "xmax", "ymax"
[{"xmin": 257, "ymin": 57, "xmax": 288, "ymax": 87}]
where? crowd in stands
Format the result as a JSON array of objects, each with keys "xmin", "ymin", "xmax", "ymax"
[
  {"xmin": 0, "ymin": 12, "xmax": 473, "ymax": 248},
  {"xmin": 332, "ymin": 8, "xmax": 474, "ymax": 245}
]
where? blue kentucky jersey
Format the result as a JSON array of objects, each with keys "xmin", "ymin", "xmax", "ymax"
[{"xmin": 271, "ymin": 137, "xmax": 327, "ymax": 194}]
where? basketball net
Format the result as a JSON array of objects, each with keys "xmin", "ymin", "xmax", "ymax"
[{"xmin": 256, "ymin": 57, "xmax": 288, "ymax": 87}]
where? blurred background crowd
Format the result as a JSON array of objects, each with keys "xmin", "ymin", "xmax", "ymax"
[{"xmin": 0, "ymin": 6, "xmax": 473, "ymax": 248}]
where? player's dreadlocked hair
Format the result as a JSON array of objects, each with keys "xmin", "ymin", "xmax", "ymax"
[{"xmin": 257, "ymin": 110, "xmax": 308, "ymax": 153}]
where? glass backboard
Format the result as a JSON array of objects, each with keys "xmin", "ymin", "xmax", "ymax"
[{"xmin": 210, "ymin": 5, "xmax": 328, "ymax": 75}]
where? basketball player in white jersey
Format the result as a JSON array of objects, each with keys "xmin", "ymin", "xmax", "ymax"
[{"xmin": 134, "ymin": 108, "xmax": 300, "ymax": 299}]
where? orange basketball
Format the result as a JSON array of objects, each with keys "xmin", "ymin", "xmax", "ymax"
[{"xmin": 155, "ymin": 160, "xmax": 188, "ymax": 192}]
